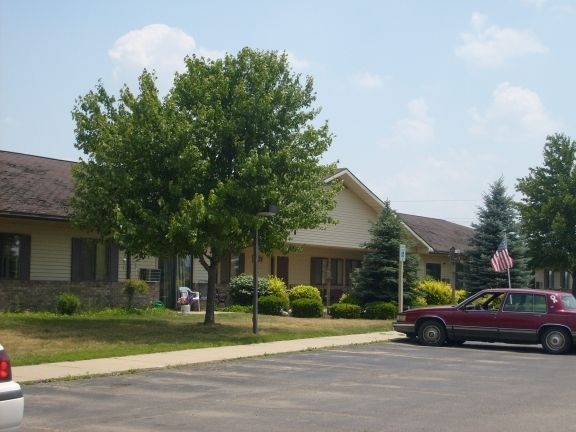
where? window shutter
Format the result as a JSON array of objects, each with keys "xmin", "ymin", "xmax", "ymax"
[
  {"xmin": 107, "ymin": 242, "xmax": 119, "ymax": 282},
  {"xmin": 71, "ymin": 238, "xmax": 81, "ymax": 282},
  {"xmin": 19, "ymin": 234, "xmax": 31, "ymax": 280}
]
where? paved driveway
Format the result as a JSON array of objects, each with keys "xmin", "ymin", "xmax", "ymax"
[{"xmin": 22, "ymin": 341, "xmax": 576, "ymax": 431}]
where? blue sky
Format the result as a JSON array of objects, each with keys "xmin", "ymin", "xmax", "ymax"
[{"xmin": 1, "ymin": 0, "xmax": 575, "ymax": 226}]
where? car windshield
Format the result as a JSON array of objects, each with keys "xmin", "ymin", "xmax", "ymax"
[{"xmin": 561, "ymin": 294, "xmax": 576, "ymax": 310}]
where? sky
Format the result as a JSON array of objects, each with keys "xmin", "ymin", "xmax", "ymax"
[{"xmin": 1, "ymin": 0, "xmax": 575, "ymax": 226}]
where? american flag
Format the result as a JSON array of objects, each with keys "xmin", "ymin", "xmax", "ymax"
[{"xmin": 491, "ymin": 239, "xmax": 514, "ymax": 272}]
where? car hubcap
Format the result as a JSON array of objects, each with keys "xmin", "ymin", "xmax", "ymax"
[
  {"xmin": 424, "ymin": 327, "xmax": 440, "ymax": 343},
  {"xmin": 547, "ymin": 332, "xmax": 565, "ymax": 350}
]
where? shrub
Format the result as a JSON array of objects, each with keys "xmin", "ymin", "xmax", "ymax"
[
  {"xmin": 56, "ymin": 292, "xmax": 81, "ymax": 315},
  {"xmin": 338, "ymin": 292, "xmax": 359, "ymax": 305},
  {"xmin": 364, "ymin": 301, "xmax": 397, "ymax": 320},
  {"xmin": 330, "ymin": 303, "xmax": 361, "ymax": 319},
  {"xmin": 266, "ymin": 276, "xmax": 289, "ymax": 304},
  {"xmin": 414, "ymin": 277, "xmax": 468, "ymax": 306},
  {"xmin": 123, "ymin": 279, "xmax": 150, "ymax": 309},
  {"xmin": 220, "ymin": 304, "xmax": 251, "ymax": 313},
  {"xmin": 228, "ymin": 274, "xmax": 269, "ymax": 306},
  {"xmin": 288, "ymin": 285, "xmax": 322, "ymax": 304},
  {"xmin": 291, "ymin": 298, "xmax": 323, "ymax": 318},
  {"xmin": 258, "ymin": 295, "xmax": 288, "ymax": 315}
]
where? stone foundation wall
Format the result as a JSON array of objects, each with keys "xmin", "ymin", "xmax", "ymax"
[{"xmin": 0, "ymin": 280, "xmax": 160, "ymax": 312}]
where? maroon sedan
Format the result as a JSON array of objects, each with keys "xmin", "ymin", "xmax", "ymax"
[{"xmin": 393, "ymin": 288, "xmax": 576, "ymax": 354}]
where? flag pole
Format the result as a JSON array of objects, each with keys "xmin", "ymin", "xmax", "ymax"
[{"xmin": 505, "ymin": 233, "xmax": 511, "ymax": 288}]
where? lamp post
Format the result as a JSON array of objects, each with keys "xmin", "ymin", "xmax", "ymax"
[
  {"xmin": 449, "ymin": 246, "xmax": 461, "ymax": 304},
  {"xmin": 253, "ymin": 205, "xmax": 277, "ymax": 334}
]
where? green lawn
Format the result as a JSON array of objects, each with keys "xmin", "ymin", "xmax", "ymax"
[{"xmin": 1, "ymin": 309, "xmax": 392, "ymax": 366}]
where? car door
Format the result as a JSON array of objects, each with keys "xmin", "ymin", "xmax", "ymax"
[
  {"xmin": 497, "ymin": 293, "xmax": 547, "ymax": 343},
  {"xmin": 449, "ymin": 291, "xmax": 503, "ymax": 341}
]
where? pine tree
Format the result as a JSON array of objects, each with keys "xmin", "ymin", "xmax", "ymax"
[
  {"xmin": 351, "ymin": 202, "xmax": 418, "ymax": 305},
  {"xmin": 465, "ymin": 178, "xmax": 531, "ymax": 290}
]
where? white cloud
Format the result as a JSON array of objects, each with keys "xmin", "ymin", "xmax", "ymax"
[
  {"xmin": 469, "ymin": 82, "xmax": 561, "ymax": 144},
  {"xmin": 351, "ymin": 72, "xmax": 386, "ymax": 89},
  {"xmin": 387, "ymin": 98, "xmax": 435, "ymax": 146},
  {"xmin": 455, "ymin": 12, "xmax": 547, "ymax": 66},
  {"xmin": 284, "ymin": 51, "xmax": 309, "ymax": 72},
  {"xmin": 108, "ymin": 24, "xmax": 223, "ymax": 93}
]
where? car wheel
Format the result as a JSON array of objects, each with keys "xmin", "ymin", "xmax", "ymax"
[
  {"xmin": 541, "ymin": 327, "xmax": 572, "ymax": 354},
  {"xmin": 418, "ymin": 320, "xmax": 446, "ymax": 347}
]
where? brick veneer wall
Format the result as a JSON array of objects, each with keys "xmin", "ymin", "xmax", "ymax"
[{"xmin": 0, "ymin": 280, "xmax": 160, "ymax": 312}]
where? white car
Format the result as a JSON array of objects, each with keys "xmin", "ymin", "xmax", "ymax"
[{"xmin": 0, "ymin": 344, "xmax": 23, "ymax": 431}]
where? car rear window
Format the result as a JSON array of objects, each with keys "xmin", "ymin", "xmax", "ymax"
[{"xmin": 561, "ymin": 294, "xmax": 576, "ymax": 310}]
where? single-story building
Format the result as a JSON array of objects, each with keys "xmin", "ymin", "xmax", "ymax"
[{"xmin": 1, "ymin": 150, "xmax": 493, "ymax": 311}]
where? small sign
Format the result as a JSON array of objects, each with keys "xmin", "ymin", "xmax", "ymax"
[{"xmin": 399, "ymin": 244, "xmax": 406, "ymax": 262}]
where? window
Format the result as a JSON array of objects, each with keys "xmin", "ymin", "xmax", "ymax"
[
  {"xmin": 544, "ymin": 270, "xmax": 555, "ymax": 289},
  {"xmin": 345, "ymin": 259, "xmax": 362, "ymax": 287},
  {"xmin": 503, "ymin": 293, "xmax": 547, "ymax": 313},
  {"xmin": 310, "ymin": 257, "xmax": 346, "ymax": 285},
  {"xmin": 310, "ymin": 257, "xmax": 329, "ymax": 285},
  {"xmin": 0, "ymin": 233, "xmax": 31, "ymax": 280},
  {"xmin": 426, "ymin": 263, "xmax": 441, "ymax": 281},
  {"xmin": 71, "ymin": 238, "xmax": 118, "ymax": 282},
  {"xmin": 220, "ymin": 253, "xmax": 244, "ymax": 284}
]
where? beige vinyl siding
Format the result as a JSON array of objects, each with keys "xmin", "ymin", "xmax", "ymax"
[
  {"xmin": 290, "ymin": 187, "xmax": 377, "ymax": 248},
  {"xmin": 285, "ymin": 246, "xmax": 366, "ymax": 287},
  {"xmin": 1, "ymin": 217, "xmax": 89, "ymax": 281}
]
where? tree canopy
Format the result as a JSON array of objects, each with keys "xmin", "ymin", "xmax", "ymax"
[
  {"xmin": 465, "ymin": 177, "xmax": 530, "ymax": 291},
  {"xmin": 71, "ymin": 48, "xmax": 340, "ymax": 324},
  {"xmin": 516, "ymin": 133, "xmax": 576, "ymax": 293}
]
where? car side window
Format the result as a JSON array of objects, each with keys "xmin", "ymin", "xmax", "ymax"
[
  {"xmin": 465, "ymin": 292, "xmax": 503, "ymax": 311},
  {"xmin": 503, "ymin": 293, "xmax": 545, "ymax": 313},
  {"xmin": 534, "ymin": 295, "xmax": 547, "ymax": 313}
]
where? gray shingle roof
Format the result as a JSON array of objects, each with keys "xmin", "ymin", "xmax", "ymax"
[
  {"xmin": 0, "ymin": 151, "xmax": 75, "ymax": 220},
  {"xmin": 398, "ymin": 212, "xmax": 473, "ymax": 254}
]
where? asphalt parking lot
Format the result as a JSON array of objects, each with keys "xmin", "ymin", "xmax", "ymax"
[{"xmin": 21, "ymin": 340, "xmax": 576, "ymax": 432}]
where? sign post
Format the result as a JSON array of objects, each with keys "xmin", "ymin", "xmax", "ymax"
[{"xmin": 398, "ymin": 244, "xmax": 406, "ymax": 312}]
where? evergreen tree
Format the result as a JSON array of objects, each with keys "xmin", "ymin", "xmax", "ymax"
[
  {"xmin": 516, "ymin": 133, "xmax": 576, "ymax": 294},
  {"xmin": 351, "ymin": 202, "xmax": 418, "ymax": 305},
  {"xmin": 465, "ymin": 178, "xmax": 530, "ymax": 290}
]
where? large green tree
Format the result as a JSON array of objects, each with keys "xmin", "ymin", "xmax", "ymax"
[
  {"xmin": 465, "ymin": 178, "xmax": 530, "ymax": 291},
  {"xmin": 516, "ymin": 133, "xmax": 576, "ymax": 294},
  {"xmin": 71, "ymin": 48, "xmax": 340, "ymax": 324},
  {"xmin": 351, "ymin": 202, "xmax": 418, "ymax": 306}
]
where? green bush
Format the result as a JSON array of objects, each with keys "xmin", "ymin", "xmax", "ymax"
[
  {"xmin": 337, "ymin": 292, "xmax": 359, "ymax": 305},
  {"xmin": 228, "ymin": 273, "xmax": 269, "ymax": 306},
  {"xmin": 220, "ymin": 304, "xmax": 251, "ymax": 313},
  {"xmin": 291, "ymin": 298, "xmax": 323, "ymax": 318},
  {"xmin": 415, "ymin": 277, "xmax": 468, "ymax": 306},
  {"xmin": 56, "ymin": 292, "xmax": 81, "ymax": 315},
  {"xmin": 266, "ymin": 276, "xmax": 289, "ymax": 304},
  {"xmin": 364, "ymin": 301, "xmax": 397, "ymax": 320},
  {"xmin": 258, "ymin": 295, "xmax": 288, "ymax": 315},
  {"xmin": 288, "ymin": 285, "xmax": 322, "ymax": 304},
  {"xmin": 123, "ymin": 279, "xmax": 150, "ymax": 309},
  {"xmin": 330, "ymin": 303, "xmax": 361, "ymax": 319}
]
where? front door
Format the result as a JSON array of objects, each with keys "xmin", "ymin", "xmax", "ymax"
[{"xmin": 276, "ymin": 256, "xmax": 289, "ymax": 285}]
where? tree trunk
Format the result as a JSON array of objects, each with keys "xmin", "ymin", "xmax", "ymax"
[{"xmin": 200, "ymin": 254, "xmax": 219, "ymax": 325}]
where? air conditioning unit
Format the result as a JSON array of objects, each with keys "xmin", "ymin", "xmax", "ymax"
[{"xmin": 139, "ymin": 268, "xmax": 161, "ymax": 283}]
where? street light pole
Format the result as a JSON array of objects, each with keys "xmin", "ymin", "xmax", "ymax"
[
  {"xmin": 252, "ymin": 205, "xmax": 277, "ymax": 334},
  {"xmin": 252, "ymin": 224, "xmax": 259, "ymax": 334}
]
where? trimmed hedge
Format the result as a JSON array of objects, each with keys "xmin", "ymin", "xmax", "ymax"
[
  {"xmin": 228, "ymin": 273, "xmax": 269, "ymax": 306},
  {"xmin": 364, "ymin": 301, "xmax": 397, "ymax": 320},
  {"xmin": 258, "ymin": 295, "xmax": 288, "ymax": 315},
  {"xmin": 288, "ymin": 285, "xmax": 322, "ymax": 303},
  {"xmin": 291, "ymin": 298, "xmax": 323, "ymax": 318},
  {"xmin": 330, "ymin": 303, "xmax": 361, "ymax": 319}
]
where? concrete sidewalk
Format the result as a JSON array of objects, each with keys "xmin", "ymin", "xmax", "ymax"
[{"xmin": 13, "ymin": 331, "xmax": 404, "ymax": 383}]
